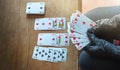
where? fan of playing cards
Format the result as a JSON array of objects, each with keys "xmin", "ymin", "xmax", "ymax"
[{"xmin": 67, "ymin": 11, "xmax": 96, "ymax": 50}]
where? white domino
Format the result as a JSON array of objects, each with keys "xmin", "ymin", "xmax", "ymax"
[{"xmin": 26, "ymin": 2, "xmax": 45, "ymax": 14}]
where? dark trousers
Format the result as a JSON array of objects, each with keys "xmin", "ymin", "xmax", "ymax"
[{"xmin": 79, "ymin": 51, "xmax": 120, "ymax": 70}]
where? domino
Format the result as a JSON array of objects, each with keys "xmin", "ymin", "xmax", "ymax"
[{"xmin": 26, "ymin": 2, "xmax": 45, "ymax": 14}]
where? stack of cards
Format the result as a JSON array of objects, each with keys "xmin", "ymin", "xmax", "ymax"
[
  {"xmin": 67, "ymin": 11, "xmax": 96, "ymax": 50},
  {"xmin": 37, "ymin": 33, "xmax": 70, "ymax": 47},
  {"xmin": 32, "ymin": 46, "xmax": 67, "ymax": 62},
  {"xmin": 34, "ymin": 17, "xmax": 66, "ymax": 30}
]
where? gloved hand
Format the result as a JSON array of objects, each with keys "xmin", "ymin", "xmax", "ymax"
[{"xmin": 84, "ymin": 28, "xmax": 120, "ymax": 60}]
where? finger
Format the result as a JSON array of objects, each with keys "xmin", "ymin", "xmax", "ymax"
[{"xmin": 87, "ymin": 32, "xmax": 100, "ymax": 45}]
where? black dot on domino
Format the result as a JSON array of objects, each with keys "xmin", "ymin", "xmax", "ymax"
[{"xmin": 62, "ymin": 56, "xmax": 64, "ymax": 58}]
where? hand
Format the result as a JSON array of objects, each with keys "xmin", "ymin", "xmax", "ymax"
[{"xmin": 84, "ymin": 29, "xmax": 120, "ymax": 60}]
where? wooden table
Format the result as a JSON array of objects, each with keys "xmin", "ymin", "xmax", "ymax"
[{"xmin": 0, "ymin": 0, "xmax": 81, "ymax": 70}]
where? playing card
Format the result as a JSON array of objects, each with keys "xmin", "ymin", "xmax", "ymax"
[
  {"xmin": 52, "ymin": 17, "xmax": 66, "ymax": 30},
  {"xmin": 37, "ymin": 47, "xmax": 49, "ymax": 61},
  {"xmin": 58, "ymin": 48, "xmax": 67, "ymax": 62},
  {"xmin": 51, "ymin": 48, "xmax": 59, "ymax": 62},
  {"xmin": 46, "ymin": 48, "xmax": 54, "ymax": 62},
  {"xmin": 56, "ymin": 33, "xmax": 70, "ymax": 46},
  {"xmin": 26, "ymin": 2, "xmax": 45, "ymax": 14},
  {"xmin": 34, "ymin": 18, "xmax": 54, "ymax": 30},
  {"xmin": 68, "ymin": 22, "xmax": 87, "ymax": 35},
  {"xmin": 73, "ymin": 12, "xmax": 96, "ymax": 33},
  {"xmin": 32, "ymin": 46, "xmax": 39, "ymax": 59},
  {"xmin": 67, "ymin": 28, "xmax": 87, "ymax": 38},
  {"xmin": 37, "ymin": 33, "xmax": 57, "ymax": 46},
  {"xmin": 32, "ymin": 46, "xmax": 68, "ymax": 62},
  {"xmin": 75, "ymin": 41, "xmax": 90, "ymax": 50},
  {"xmin": 71, "ymin": 37, "xmax": 90, "ymax": 44},
  {"xmin": 49, "ymin": 47, "xmax": 67, "ymax": 62},
  {"xmin": 34, "ymin": 17, "xmax": 66, "ymax": 30}
]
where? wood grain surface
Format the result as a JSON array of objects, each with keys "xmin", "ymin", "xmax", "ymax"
[{"xmin": 0, "ymin": 0, "xmax": 81, "ymax": 70}]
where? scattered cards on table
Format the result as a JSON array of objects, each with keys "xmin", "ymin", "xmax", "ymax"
[
  {"xmin": 37, "ymin": 33, "xmax": 70, "ymax": 47},
  {"xmin": 32, "ymin": 46, "xmax": 67, "ymax": 62},
  {"xmin": 67, "ymin": 10, "xmax": 96, "ymax": 50},
  {"xmin": 34, "ymin": 17, "xmax": 66, "ymax": 30}
]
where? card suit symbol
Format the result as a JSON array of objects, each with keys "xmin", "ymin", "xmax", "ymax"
[
  {"xmin": 55, "ymin": 19, "xmax": 57, "ymax": 23},
  {"xmin": 42, "ymin": 23, "xmax": 45, "ymax": 25},
  {"xmin": 42, "ymin": 50, "xmax": 44, "ymax": 52},
  {"xmin": 73, "ymin": 37, "xmax": 76, "ymax": 40},
  {"xmin": 78, "ymin": 37, "xmax": 80, "ymax": 39},
  {"xmin": 48, "ymin": 55, "xmax": 50, "ymax": 58},
  {"xmin": 54, "ymin": 52, "xmax": 56, "ymax": 55},
  {"xmin": 28, "ymin": 7, "xmax": 31, "ymax": 9},
  {"xmin": 36, "ymin": 23, "xmax": 39, "ymax": 25},
  {"xmin": 62, "ymin": 56, "xmax": 64, "ymax": 58},
  {"xmin": 60, "ymin": 53, "xmax": 62, "ymax": 56},
  {"xmin": 36, "ymin": 49, "xmax": 38, "ymax": 51},
  {"xmin": 58, "ymin": 36, "xmax": 61, "ymax": 38},
  {"xmin": 83, "ymin": 21, "xmax": 86, "ymax": 24},
  {"xmin": 62, "ymin": 51, "xmax": 65, "ymax": 54},
  {"xmin": 65, "ymin": 36, "xmax": 68, "ymax": 39},
  {"xmin": 35, "ymin": 53, "xmax": 38, "ymax": 56},
  {"xmin": 49, "ymin": 22, "xmax": 51, "ymax": 25},
  {"xmin": 40, "ymin": 38, "xmax": 42, "ymax": 40},
  {"xmin": 61, "ymin": 19, "xmax": 63, "ymax": 22},
  {"xmin": 45, "ymin": 53, "xmax": 47, "ymax": 55},
  {"xmin": 49, "ymin": 51, "xmax": 51, "ymax": 53},
  {"xmin": 77, "ymin": 14, "xmax": 80, "ymax": 17},
  {"xmin": 77, "ymin": 43, "xmax": 80, "ymax": 46},
  {"xmin": 39, "ymin": 52, "xmax": 41, "ymax": 54},
  {"xmin": 75, "ymin": 18, "xmax": 78, "ymax": 21},
  {"xmin": 65, "ymin": 41, "xmax": 68, "ymax": 43},
  {"xmin": 90, "ymin": 23, "xmax": 94, "ymax": 27},
  {"xmin": 41, "ymin": 54, "xmax": 44, "ymax": 57},
  {"xmin": 71, "ymin": 30, "xmax": 74, "ymax": 33},
  {"xmin": 52, "ymin": 38, "xmax": 55, "ymax": 41},
  {"xmin": 53, "ymin": 57, "xmax": 56, "ymax": 59},
  {"xmin": 40, "ymin": 7, "xmax": 43, "ymax": 9}
]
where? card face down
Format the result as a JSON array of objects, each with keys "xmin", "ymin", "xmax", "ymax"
[
  {"xmin": 26, "ymin": 2, "xmax": 45, "ymax": 14},
  {"xmin": 37, "ymin": 33, "xmax": 70, "ymax": 47},
  {"xmin": 34, "ymin": 17, "xmax": 66, "ymax": 30}
]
